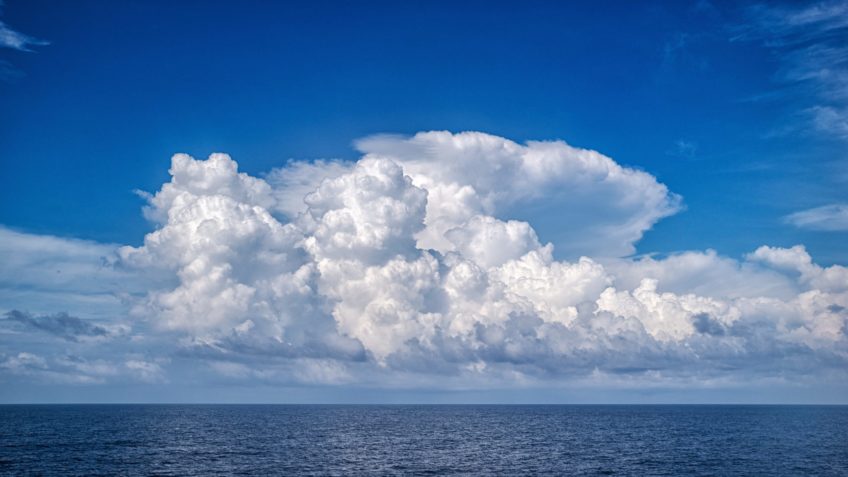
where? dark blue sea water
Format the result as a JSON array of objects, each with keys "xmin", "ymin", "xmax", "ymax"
[{"xmin": 1, "ymin": 405, "xmax": 846, "ymax": 476}]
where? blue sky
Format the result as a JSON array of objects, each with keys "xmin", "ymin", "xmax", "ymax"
[
  {"xmin": 2, "ymin": 0, "xmax": 845, "ymax": 261},
  {"xmin": 1, "ymin": 1, "xmax": 847, "ymax": 403}
]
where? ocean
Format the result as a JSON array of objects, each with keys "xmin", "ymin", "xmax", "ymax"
[{"xmin": 1, "ymin": 405, "xmax": 846, "ymax": 475}]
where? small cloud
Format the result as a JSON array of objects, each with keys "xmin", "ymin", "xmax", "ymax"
[
  {"xmin": 784, "ymin": 203, "xmax": 848, "ymax": 231},
  {"xmin": 3, "ymin": 310, "xmax": 110, "ymax": 342},
  {"xmin": 668, "ymin": 139, "xmax": 698, "ymax": 159},
  {"xmin": 0, "ymin": 352, "xmax": 47, "ymax": 372},
  {"xmin": 0, "ymin": 20, "xmax": 48, "ymax": 52},
  {"xmin": 810, "ymin": 106, "xmax": 848, "ymax": 139},
  {"xmin": 125, "ymin": 359, "xmax": 166, "ymax": 383}
]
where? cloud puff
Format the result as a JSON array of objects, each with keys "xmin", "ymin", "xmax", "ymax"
[
  {"xmin": 302, "ymin": 158, "xmax": 427, "ymax": 263},
  {"xmin": 785, "ymin": 203, "xmax": 848, "ymax": 231},
  {"xmin": 596, "ymin": 279, "xmax": 740, "ymax": 342},
  {"xmin": 120, "ymin": 153, "xmax": 310, "ymax": 336},
  {"xmin": 445, "ymin": 216, "xmax": 542, "ymax": 269},
  {"xmin": 747, "ymin": 244, "xmax": 848, "ymax": 293},
  {"xmin": 137, "ymin": 153, "xmax": 277, "ymax": 225},
  {"xmin": 3, "ymin": 131, "xmax": 847, "ymax": 392},
  {"xmin": 124, "ymin": 359, "xmax": 166, "ymax": 383}
]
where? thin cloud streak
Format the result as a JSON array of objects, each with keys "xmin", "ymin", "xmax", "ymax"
[
  {"xmin": 785, "ymin": 203, "xmax": 848, "ymax": 231},
  {"xmin": 0, "ymin": 20, "xmax": 47, "ymax": 51}
]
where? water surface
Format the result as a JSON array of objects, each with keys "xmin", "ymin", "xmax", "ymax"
[{"xmin": 1, "ymin": 405, "xmax": 846, "ymax": 475}]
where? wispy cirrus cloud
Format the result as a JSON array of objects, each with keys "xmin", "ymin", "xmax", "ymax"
[
  {"xmin": 785, "ymin": 203, "xmax": 848, "ymax": 231},
  {"xmin": 735, "ymin": 1, "xmax": 848, "ymax": 139},
  {"xmin": 0, "ymin": 20, "xmax": 47, "ymax": 52}
]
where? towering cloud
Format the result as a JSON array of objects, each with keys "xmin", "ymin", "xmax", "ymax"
[{"xmin": 2, "ymin": 131, "xmax": 846, "ymax": 390}]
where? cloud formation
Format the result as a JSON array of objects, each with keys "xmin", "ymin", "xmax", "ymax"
[{"xmin": 2, "ymin": 131, "xmax": 847, "ymax": 393}]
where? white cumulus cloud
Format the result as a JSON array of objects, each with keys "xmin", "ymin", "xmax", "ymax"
[{"xmin": 2, "ymin": 131, "xmax": 846, "ymax": 393}]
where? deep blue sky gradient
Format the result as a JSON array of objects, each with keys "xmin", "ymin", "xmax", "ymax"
[{"xmin": 1, "ymin": 0, "xmax": 845, "ymax": 262}]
